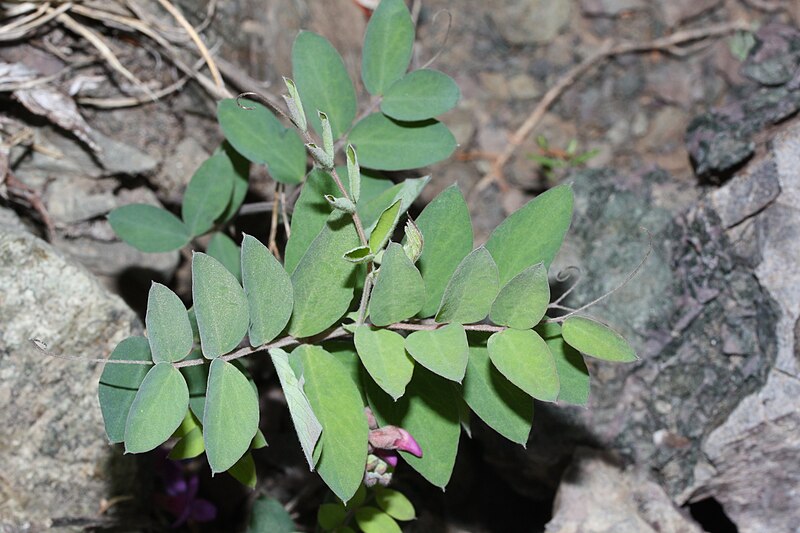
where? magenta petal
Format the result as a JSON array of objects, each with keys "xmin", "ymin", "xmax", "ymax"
[
  {"xmin": 393, "ymin": 429, "xmax": 422, "ymax": 457},
  {"xmin": 189, "ymin": 499, "xmax": 217, "ymax": 523},
  {"xmin": 383, "ymin": 452, "xmax": 399, "ymax": 467}
]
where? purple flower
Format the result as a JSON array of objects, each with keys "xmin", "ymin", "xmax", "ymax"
[{"xmin": 154, "ymin": 449, "xmax": 217, "ymax": 528}]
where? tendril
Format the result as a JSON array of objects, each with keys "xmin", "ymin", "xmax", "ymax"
[{"xmin": 420, "ymin": 9, "xmax": 452, "ymax": 70}]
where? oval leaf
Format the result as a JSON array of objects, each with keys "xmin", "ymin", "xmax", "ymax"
[
  {"xmin": 561, "ymin": 316, "xmax": 637, "ymax": 362},
  {"xmin": 382, "ymin": 69, "xmax": 460, "ymax": 121},
  {"xmin": 292, "ymin": 31, "xmax": 357, "ymax": 138},
  {"xmin": 368, "ymin": 200, "xmax": 401, "ymax": 254},
  {"xmin": 361, "ymin": 0, "xmax": 414, "ymax": 95},
  {"xmin": 369, "ymin": 243, "xmax": 425, "ymax": 326},
  {"xmin": 169, "ymin": 427, "xmax": 205, "ymax": 460},
  {"xmin": 354, "ymin": 326, "xmax": 414, "ymax": 400},
  {"xmin": 288, "ymin": 212, "xmax": 360, "ymax": 338},
  {"xmin": 217, "ymin": 142, "xmax": 251, "ymax": 224},
  {"xmin": 204, "ymin": 358, "xmax": 260, "ymax": 473},
  {"xmin": 268, "ymin": 348, "xmax": 322, "ymax": 470},
  {"xmin": 537, "ymin": 323, "xmax": 590, "ymax": 405},
  {"xmin": 98, "ymin": 336, "xmax": 152, "ymax": 443},
  {"xmin": 181, "ymin": 349, "xmax": 208, "ymax": 419},
  {"xmin": 207, "ymin": 232, "xmax": 242, "ymax": 281},
  {"xmin": 366, "ymin": 366, "xmax": 460, "ymax": 488},
  {"xmin": 145, "ymin": 282, "xmax": 193, "ymax": 363},
  {"xmin": 404, "ymin": 323, "xmax": 469, "ymax": 383},
  {"xmin": 348, "ymin": 113, "xmax": 456, "ymax": 171},
  {"xmin": 374, "ymin": 487, "xmax": 416, "ymax": 521},
  {"xmin": 414, "ymin": 185, "xmax": 473, "ymax": 317},
  {"xmin": 228, "ymin": 451, "xmax": 257, "ymax": 488},
  {"xmin": 124, "ymin": 362, "xmax": 189, "ymax": 453},
  {"xmin": 355, "ymin": 507, "xmax": 401, "ymax": 533},
  {"xmin": 181, "ymin": 152, "xmax": 236, "ymax": 236},
  {"xmin": 285, "ymin": 169, "xmax": 341, "ymax": 273},
  {"xmin": 192, "ymin": 252, "xmax": 249, "ymax": 358},
  {"xmin": 489, "ymin": 262, "xmax": 550, "ymax": 329},
  {"xmin": 462, "ymin": 335, "xmax": 533, "ymax": 445},
  {"xmin": 435, "ymin": 247, "xmax": 499, "ymax": 324},
  {"xmin": 297, "ymin": 345, "xmax": 369, "ymax": 503},
  {"xmin": 242, "ymin": 235, "xmax": 293, "ymax": 346},
  {"xmin": 360, "ymin": 176, "xmax": 430, "ymax": 234},
  {"xmin": 247, "ymin": 497, "xmax": 296, "ymax": 533},
  {"xmin": 485, "ymin": 184, "xmax": 573, "ymax": 285},
  {"xmin": 487, "ymin": 329, "xmax": 559, "ymax": 402},
  {"xmin": 217, "ymin": 99, "xmax": 305, "ymax": 184},
  {"xmin": 109, "ymin": 204, "xmax": 190, "ymax": 253}
]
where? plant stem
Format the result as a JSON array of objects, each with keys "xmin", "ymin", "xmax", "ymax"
[{"xmin": 356, "ymin": 270, "xmax": 374, "ymax": 326}]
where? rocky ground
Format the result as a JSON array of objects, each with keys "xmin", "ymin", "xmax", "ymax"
[{"xmin": 1, "ymin": 0, "xmax": 799, "ymax": 532}]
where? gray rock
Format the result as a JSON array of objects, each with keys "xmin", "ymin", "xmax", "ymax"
[
  {"xmin": 0, "ymin": 226, "xmax": 146, "ymax": 531},
  {"xmin": 742, "ymin": 23, "xmax": 800, "ymax": 86},
  {"xmin": 489, "ymin": 0, "xmax": 572, "ymax": 45},
  {"xmin": 156, "ymin": 137, "xmax": 210, "ymax": 201},
  {"xmin": 545, "ymin": 449, "xmax": 703, "ymax": 533},
  {"xmin": 44, "ymin": 176, "xmax": 117, "ymax": 225},
  {"xmin": 657, "ymin": 0, "xmax": 721, "ymax": 27},
  {"xmin": 580, "ymin": 0, "xmax": 646, "ymax": 17}
]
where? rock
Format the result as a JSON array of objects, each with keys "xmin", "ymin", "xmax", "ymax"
[
  {"xmin": 639, "ymin": 106, "xmax": 690, "ymax": 152},
  {"xmin": 44, "ymin": 176, "xmax": 117, "ymax": 225},
  {"xmin": 156, "ymin": 137, "xmax": 210, "ymax": 201},
  {"xmin": 489, "ymin": 0, "xmax": 572, "ymax": 46},
  {"xmin": 0, "ymin": 226, "xmax": 146, "ymax": 531},
  {"xmin": 545, "ymin": 449, "xmax": 703, "ymax": 533},
  {"xmin": 657, "ymin": 0, "xmax": 721, "ymax": 27},
  {"xmin": 580, "ymin": 0, "xmax": 646, "ymax": 17},
  {"xmin": 91, "ymin": 129, "xmax": 159, "ymax": 176},
  {"xmin": 741, "ymin": 23, "xmax": 800, "ymax": 86},
  {"xmin": 508, "ymin": 73, "xmax": 542, "ymax": 100}
]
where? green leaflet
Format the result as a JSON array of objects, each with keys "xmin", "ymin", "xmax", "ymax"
[
  {"xmin": 435, "ymin": 247, "xmax": 499, "ymax": 324},
  {"xmin": 414, "ymin": 185, "xmax": 473, "ymax": 317},
  {"xmin": 252, "ymin": 429, "xmax": 268, "ymax": 449},
  {"xmin": 124, "ymin": 362, "xmax": 189, "ymax": 453},
  {"xmin": 369, "ymin": 243, "xmax": 425, "ymax": 326},
  {"xmin": 181, "ymin": 151, "xmax": 236, "ymax": 236},
  {"xmin": 288, "ymin": 212, "xmax": 360, "ymax": 338},
  {"xmin": 318, "ymin": 503, "xmax": 347, "ymax": 530},
  {"xmin": 297, "ymin": 345, "xmax": 368, "ymax": 503},
  {"xmin": 247, "ymin": 497, "xmax": 296, "ymax": 533},
  {"xmin": 108, "ymin": 204, "xmax": 190, "ymax": 253},
  {"xmin": 381, "ymin": 69, "xmax": 460, "ymax": 121},
  {"xmin": 145, "ymin": 282, "xmax": 193, "ymax": 363},
  {"xmin": 374, "ymin": 486, "xmax": 416, "ymax": 521},
  {"xmin": 192, "ymin": 252, "xmax": 249, "ymax": 358},
  {"xmin": 228, "ymin": 451, "xmax": 257, "ymax": 488},
  {"xmin": 169, "ymin": 426, "xmax": 205, "ymax": 460},
  {"xmin": 98, "ymin": 336, "xmax": 152, "ymax": 443},
  {"xmin": 292, "ymin": 31, "xmax": 357, "ymax": 138},
  {"xmin": 204, "ymin": 358, "xmax": 260, "ymax": 474},
  {"xmin": 180, "ymin": 349, "xmax": 208, "ymax": 419},
  {"xmin": 537, "ymin": 323, "xmax": 590, "ymax": 406},
  {"xmin": 217, "ymin": 99, "xmax": 305, "ymax": 184},
  {"xmin": 367, "ymin": 366, "xmax": 460, "ymax": 488},
  {"xmin": 561, "ymin": 316, "xmax": 638, "ymax": 363},
  {"xmin": 489, "ymin": 262, "xmax": 550, "ymax": 329},
  {"xmin": 360, "ymin": 176, "xmax": 430, "ymax": 234},
  {"xmin": 355, "ymin": 507, "xmax": 401, "ymax": 533},
  {"xmin": 361, "ymin": 0, "xmax": 414, "ymax": 95},
  {"xmin": 485, "ymin": 184, "xmax": 573, "ymax": 285},
  {"xmin": 368, "ymin": 200, "xmax": 401, "ymax": 254},
  {"xmin": 487, "ymin": 329, "xmax": 559, "ymax": 402},
  {"xmin": 268, "ymin": 348, "xmax": 322, "ymax": 470},
  {"xmin": 217, "ymin": 142, "xmax": 250, "ymax": 224},
  {"xmin": 207, "ymin": 232, "xmax": 242, "ymax": 281},
  {"xmin": 404, "ymin": 323, "xmax": 469, "ymax": 383},
  {"xmin": 323, "ymin": 340, "xmax": 367, "ymax": 405},
  {"xmin": 462, "ymin": 334, "xmax": 533, "ymax": 445},
  {"xmin": 348, "ymin": 113, "xmax": 456, "ymax": 171},
  {"xmin": 242, "ymin": 235, "xmax": 293, "ymax": 346},
  {"xmin": 354, "ymin": 326, "xmax": 414, "ymax": 400}
]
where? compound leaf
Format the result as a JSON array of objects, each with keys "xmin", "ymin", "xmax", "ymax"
[
  {"xmin": 108, "ymin": 204, "xmax": 190, "ymax": 253},
  {"xmin": 288, "ymin": 212, "xmax": 360, "ymax": 338},
  {"xmin": 207, "ymin": 232, "xmax": 242, "ymax": 281},
  {"xmin": 490, "ymin": 262, "xmax": 550, "ymax": 329},
  {"xmin": 369, "ymin": 243, "xmax": 425, "ymax": 326},
  {"xmin": 561, "ymin": 316, "xmax": 637, "ymax": 363},
  {"xmin": 485, "ymin": 184, "xmax": 573, "ymax": 285},
  {"xmin": 354, "ymin": 326, "xmax": 414, "ymax": 400},
  {"xmin": 181, "ymin": 152, "xmax": 236, "ymax": 236},
  {"xmin": 192, "ymin": 252, "xmax": 249, "ymax": 358},
  {"xmin": 374, "ymin": 486, "xmax": 416, "ymax": 521},
  {"xmin": 217, "ymin": 99, "xmax": 305, "ymax": 184},
  {"xmin": 404, "ymin": 323, "xmax": 468, "ymax": 383},
  {"xmin": 362, "ymin": 0, "xmax": 414, "ymax": 95},
  {"xmin": 355, "ymin": 507, "xmax": 401, "ymax": 533},
  {"xmin": 297, "ymin": 345, "xmax": 368, "ymax": 503},
  {"xmin": 124, "ymin": 362, "xmax": 188, "ymax": 453},
  {"xmin": 367, "ymin": 366, "xmax": 460, "ymax": 488},
  {"xmin": 293, "ymin": 31, "xmax": 357, "ymax": 138},
  {"xmin": 348, "ymin": 113, "xmax": 456, "ymax": 171},
  {"xmin": 242, "ymin": 235, "xmax": 293, "ymax": 345},
  {"xmin": 98, "ymin": 336, "xmax": 152, "ymax": 443},
  {"xmin": 204, "ymin": 358, "xmax": 260, "ymax": 473},
  {"xmin": 382, "ymin": 69, "xmax": 460, "ymax": 121},
  {"xmin": 435, "ymin": 247, "xmax": 499, "ymax": 324},
  {"xmin": 145, "ymin": 282, "xmax": 193, "ymax": 363},
  {"xmin": 414, "ymin": 185, "xmax": 473, "ymax": 317},
  {"xmin": 487, "ymin": 329, "xmax": 559, "ymax": 402},
  {"xmin": 269, "ymin": 348, "xmax": 322, "ymax": 470}
]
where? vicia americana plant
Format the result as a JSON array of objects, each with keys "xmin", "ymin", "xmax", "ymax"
[{"xmin": 49, "ymin": 1, "xmax": 641, "ymax": 531}]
